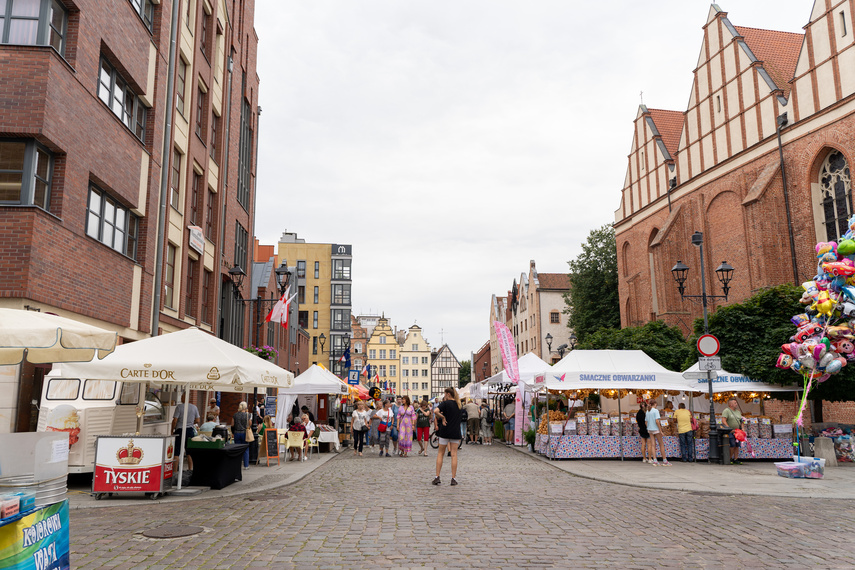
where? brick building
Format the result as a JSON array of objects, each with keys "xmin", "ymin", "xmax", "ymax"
[
  {"xmin": 472, "ymin": 341, "xmax": 491, "ymax": 383},
  {"xmin": 0, "ymin": 0, "xmax": 262, "ymax": 432},
  {"xmin": 614, "ymin": 3, "xmax": 855, "ymax": 422}
]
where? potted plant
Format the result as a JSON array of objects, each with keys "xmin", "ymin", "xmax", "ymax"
[{"xmin": 523, "ymin": 427, "xmax": 537, "ymax": 452}]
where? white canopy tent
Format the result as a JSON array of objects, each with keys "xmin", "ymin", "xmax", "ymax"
[
  {"xmin": 275, "ymin": 365, "xmax": 348, "ymax": 431},
  {"xmin": 681, "ymin": 362, "xmax": 802, "ymax": 394},
  {"xmin": 61, "ymin": 328, "xmax": 295, "ymax": 489},
  {"xmin": 483, "ymin": 352, "xmax": 551, "ymax": 387},
  {"xmin": 0, "ymin": 308, "xmax": 118, "ymax": 365},
  {"xmin": 542, "ymin": 350, "xmax": 689, "ymax": 392}
]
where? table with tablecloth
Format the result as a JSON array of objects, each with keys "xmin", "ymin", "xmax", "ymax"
[
  {"xmin": 535, "ymin": 434, "xmax": 792, "ymax": 460},
  {"xmin": 317, "ymin": 425, "xmax": 340, "ymax": 451},
  {"xmin": 186, "ymin": 443, "xmax": 248, "ymax": 489}
]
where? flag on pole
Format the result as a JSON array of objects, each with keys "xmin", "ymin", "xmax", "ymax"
[
  {"xmin": 265, "ymin": 286, "xmax": 297, "ymax": 329},
  {"xmin": 361, "ymin": 364, "xmax": 368, "ymax": 377}
]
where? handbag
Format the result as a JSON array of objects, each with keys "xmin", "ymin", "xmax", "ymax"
[
  {"xmin": 245, "ymin": 414, "xmax": 255, "ymax": 442},
  {"xmin": 691, "ymin": 416, "xmax": 699, "ymax": 431}
]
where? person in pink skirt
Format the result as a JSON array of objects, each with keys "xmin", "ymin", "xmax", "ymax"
[{"xmin": 396, "ymin": 395, "xmax": 416, "ymax": 457}]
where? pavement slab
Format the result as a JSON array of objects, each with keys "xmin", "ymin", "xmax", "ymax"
[{"xmin": 67, "ymin": 444, "xmax": 855, "ymax": 568}]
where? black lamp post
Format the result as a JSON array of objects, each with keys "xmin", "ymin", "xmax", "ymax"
[
  {"xmin": 671, "ymin": 230, "xmax": 735, "ymax": 464},
  {"xmin": 557, "ymin": 344, "xmax": 568, "ymax": 359},
  {"xmin": 568, "ymin": 333, "xmax": 578, "ymax": 349},
  {"xmin": 319, "ymin": 333, "xmax": 326, "ymax": 355},
  {"xmin": 545, "ymin": 332, "xmax": 553, "ymax": 357}
]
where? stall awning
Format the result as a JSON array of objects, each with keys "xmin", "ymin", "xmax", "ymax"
[
  {"xmin": 540, "ymin": 350, "xmax": 689, "ymax": 391},
  {"xmin": 483, "ymin": 352, "xmax": 550, "ymax": 385},
  {"xmin": 681, "ymin": 362, "xmax": 801, "ymax": 393},
  {"xmin": 279, "ymin": 364, "xmax": 348, "ymax": 395}
]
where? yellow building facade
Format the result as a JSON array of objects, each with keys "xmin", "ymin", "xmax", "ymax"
[
  {"xmin": 275, "ymin": 232, "xmax": 352, "ymax": 375},
  {"xmin": 365, "ymin": 317, "xmax": 399, "ymax": 395},
  {"xmin": 401, "ymin": 325, "xmax": 431, "ymax": 403}
]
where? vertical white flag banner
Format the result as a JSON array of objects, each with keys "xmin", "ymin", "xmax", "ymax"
[{"xmin": 493, "ymin": 321, "xmax": 524, "ymax": 445}]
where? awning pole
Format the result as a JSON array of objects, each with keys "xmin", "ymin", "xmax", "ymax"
[
  {"xmin": 618, "ymin": 392, "xmax": 623, "ymax": 461},
  {"xmin": 176, "ymin": 388, "xmax": 190, "ymax": 490}
]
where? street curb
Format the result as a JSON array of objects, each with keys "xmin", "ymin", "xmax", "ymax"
[
  {"xmin": 67, "ymin": 450, "xmax": 342, "ymax": 510},
  {"xmin": 505, "ymin": 443, "xmax": 854, "ymax": 500}
]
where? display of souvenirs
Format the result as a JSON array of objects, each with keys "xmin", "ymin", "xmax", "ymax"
[
  {"xmin": 834, "ymin": 436, "xmax": 855, "ymax": 462},
  {"xmin": 589, "ymin": 415, "xmax": 601, "ymax": 437},
  {"xmin": 773, "ymin": 424, "xmax": 792, "ymax": 439},
  {"xmin": 745, "ymin": 417, "xmax": 760, "ymax": 439},
  {"xmin": 630, "ymin": 416, "xmax": 639, "ymax": 436},
  {"xmin": 759, "ymin": 417, "xmax": 773, "ymax": 439},
  {"xmin": 599, "ymin": 416, "xmax": 611, "ymax": 436},
  {"xmin": 576, "ymin": 414, "xmax": 588, "ymax": 436}
]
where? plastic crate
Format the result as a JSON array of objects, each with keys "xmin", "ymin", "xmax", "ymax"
[{"xmin": 774, "ymin": 461, "xmax": 806, "ymax": 478}]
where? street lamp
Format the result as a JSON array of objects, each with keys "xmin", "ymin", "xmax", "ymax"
[
  {"xmin": 557, "ymin": 344, "xmax": 568, "ymax": 358},
  {"xmin": 545, "ymin": 332, "xmax": 553, "ymax": 353},
  {"xmin": 274, "ymin": 261, "xmax": 290, "ymax": 294},
  {"xmin": 670, "ymin": 230, "xmax": 736, "ymax": 464},
  {"xmin": 319, "ymin": 333, "xmax": 326, "ymax": 354},
  {"xmin": 568, "ymin": 333, "xmax": 578, "ymax": 349}
]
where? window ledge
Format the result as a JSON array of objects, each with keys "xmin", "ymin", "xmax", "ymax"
[{"xmin": 0, "ymin": 203, "xmax": 62, "ymax": 223}]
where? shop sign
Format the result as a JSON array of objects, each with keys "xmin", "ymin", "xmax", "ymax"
[
  {"xmin": 533, "ymin": 374, "xmax": 545, "ymax": 385},
  {"xmin": 93, "ymin": 437, "xmax": 171, "ymax": 493},
  {"xmin": 188, "ymin": 226, "xmax": 205, "ymax": 255},
  {"xmin": 265, "ymin": 396, "xmax": 277, "ymax": 417},
  {"xmin": 0, "ymin": 500, "xmax": 70, "ymax": 570}
]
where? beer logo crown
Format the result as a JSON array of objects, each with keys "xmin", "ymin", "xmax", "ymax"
[
  {"xmin": 207, "ymin": 367, "xmax": 221, "ymax": 380},
  {"xmin": 144, "ymin": 363, "xmax": 152, "ymax": 368},
  {"xmin": 116, "ymin": 440, "xmax": 144, "ymax": 465}
]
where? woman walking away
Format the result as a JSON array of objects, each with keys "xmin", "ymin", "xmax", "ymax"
[
  {"xmin": 481, "ymin": 403, "xmax": 493, "ymax": 445},
  {"xmin": 646, "ymin": 400, "xmax": 671, "ymax": 466},
  {"xmin": 351, "ymin": 400, "xmax": 371, "ymax": 457},
  {"xmin": 636, "ymin": 401, "xmax": 650, "ymax": 463},
  {"xmin": 432, "ymin": 387, "xmax": 462, "ymax": 486},
  {"xmin": 416, "ymin": 399, "xmax": 432, "ymax": 456},
  {"xmin": 376, "ymin": 400, "xmax": 394, "ymax": 457},
  {"xmin": 232, "ymin": 402, "xmax": 251, "ymax": 469},
  {"xmin": 397, "ymin": 396, "xmax": 415, "ymax": 457}
]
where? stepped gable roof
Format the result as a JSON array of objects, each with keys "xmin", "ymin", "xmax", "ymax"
[
  {"xmin": 537, "ymin": 273, "xmax": 570, "ymax": 291},
  {"xmin": 735, "ymin": 26, "xmax": 803, "ymax": 97},
  {"xmin": 647, "ymin": 109, "xmax": 684, "ymax": 158}
]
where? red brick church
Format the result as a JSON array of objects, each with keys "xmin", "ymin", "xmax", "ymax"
[{"xmin": 615, "ymin": 3, "xmax": 855, "ymax": 423}]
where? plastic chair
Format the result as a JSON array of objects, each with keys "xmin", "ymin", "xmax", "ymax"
[
  {"xmin": 285, "ymin": 430, "xmax": 305, "ymax": 461},
  {"xmin": 305, "ymin": 427, "xmax": 321, "ymax": 458}
]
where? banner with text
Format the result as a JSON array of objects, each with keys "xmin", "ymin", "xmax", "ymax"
[
  {"xmin": 492, "ymin": 321, "xmax": 519, "ymax": 384},
  {"xmin": 0, "ymin": 500, "xmax": 70, "ymax": 570}
]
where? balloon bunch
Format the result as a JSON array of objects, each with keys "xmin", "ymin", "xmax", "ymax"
[{"xmin": 776, "ymin": 230, "xmax": 855, "ymax": 425}]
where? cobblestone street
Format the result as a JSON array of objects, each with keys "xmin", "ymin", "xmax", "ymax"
[{"xmin": 70, "ymin": 445, "xmax": 855, "ymax": 569}]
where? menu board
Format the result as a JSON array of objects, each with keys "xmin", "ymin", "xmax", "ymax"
[{"xmin": 264, "ymin": 429, "xmax": 279, "ymax": 466}]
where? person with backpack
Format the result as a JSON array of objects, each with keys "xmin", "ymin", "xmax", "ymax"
[
  {"xmin": 459, "ymin": 402, "xmax": 469, "ymax": 441},
  {"xmin": 480, "ymin": 403, "xmax": 493, "ymax": 445},
  {"xmin": 415, "ymin": 399, "xmax": 432, "ymax": 456},
  {"xmin": 464, "ymin": 399, "xmax": 481, "ymax": 444}
]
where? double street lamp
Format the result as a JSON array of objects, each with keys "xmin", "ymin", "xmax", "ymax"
[
  {"xmin": 670, "ymin": 231, "xmax": 735, "ymax": 464},
  {"xmin": 228, "ymin": 260, "xmax": 291, "ymax": 348},
  {"xmin": 546, "ymin": 332, "xmax": 578, "ymax": 360}
]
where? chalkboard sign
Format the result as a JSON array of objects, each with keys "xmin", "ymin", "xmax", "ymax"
[{"xmin": 264, "ymin": 428, "xmax": 279, "ymax": 466}]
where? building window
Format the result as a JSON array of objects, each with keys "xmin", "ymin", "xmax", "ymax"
[
  {"xmin": 128, "ymin": 0, "xmax": 154, "ymax": 31},
  {"xmin": 332, "ymin": 309, "xmax": 350, "ymax": 331},
  {"xmin": 201, "ymin": 270, "xmax": 211, "ymax": 324},
  {"xmin": 422, "ymin": 369, "xmax": 428, "ymax": 376},
  {"xmin": 313, "ymin": 286, "xmax": 319, "ymax": 304},
  {"xmin": 379, "ymin": 366, "xmax": 386, "ymax": 377},
  {"xmin": 422, "ymin": 357, "xmax": 428, "ymax": 364},
  {"xmin": 403, "ymin": 382, "xmax": 408, "ymax": 390},
  {"xmin": 379, "ymin": 349, "xmax": 386, "ymax": 359},
  {"xmin": 210, "ymin": 113, "xmax": 219, "ymax": 161},
  {"xmin": 550, "ymin": 311, "xmax": 560, "ymax": 324},
  {"xmin": 390, "ymin": 365, "xmax": 396, "ymax": 377},
  {"xmin": 170, "ymin": 149, "xmax": 181, "ymax": 210},
  {"xmin": 422, "ymin": 382, "xmax": 428, "ymax": 390},
  {"xmin": 312, "ymin": 336, "xmax": 318, "ymax": 355},
  {"xmin": 332, "ymin": 284, "xmax": 351, "ymax": 305},
  {"xmin": 819, "ymin": 150, "xmax": 852, "ymax": 242},
  {"xmin": 333, "ymin": 259, "xmax": 351, "ymax": 280},
  {"xmin": 98, "ymin": 57, "xmax": 148, "ymax": 142},
  {"xmin": 0, "ymin": 0, "xmax": 67, "ymax": 54},
  {"xmin": 176, "ymin": 58, "xmax": 187, "ymax": 116},
  {"xmin": 379, "ymin": 336, "xmax": 386, "ymax": 345},
  {"xmin": 195, "ymin": 87, "xmax": 206, "ymax": 139},
  {"xmin": 297, "ymin": 261, "xmax": 306, "ymax": 278},
  {"xmin": 234, "ymin": 222, "xmax": 248, "ymax": 269},
  {"xmin": 402, "ymin": 357, "xmax": 409, "ymax": 365},
  {"xmin": 390, "ymin": 349, "xmax": 396, "ymax": 359},
  {"xmin": 314, "ymin": 261, "xmax": 319, "ymax": 278},
  {"xmin": 164, "ymin": 244, "xmax": 176, "ymax": 309},
  {"xmin": 189, "ymin": 171, "xmax": 200, "ymax": 225},
  {"xmin": 298, "ymin": 286, "xmax": 305, "ymax": 304},
  {"xmin": 86, "ymin": 185, "xmax": 139, "ymax": 260},
  {"xmin": 313, "ymin": 311, "xmax": 318, "ymax": 329},
  {"xmin": 205, "ymin": 189, "xmax": 215, "ymax": 238},
  {"xmin": 299, "ymin": 311, "xmax": 308, "ymax": 329},
  {"xmin": 402, "ymin": 369, "xmax": 409, "ymax": 377},
  {"xmin": 0, "ymin": 140, "xmax": 53, "ymax": 211},
  {"xmin": 185, "ymin": 258, "xmax": 196, "ymax": 317},
  {"xmin": 411, "ymin": 369, "xmax": 418, "ymax": 377},
  {"xmin": 236, "ymin": 77, "xmax": 253, "ymax": 210},
  {"xmin": 369, "ymin": 349, "xmax": 376, "ymax": 359},
  {"xmin": 185, "ymin": 0, "xmax": 193, "ymax": 27},
  {"xmin": 199, "ymin": 9, "xmax": 209, "ymax": 56}
]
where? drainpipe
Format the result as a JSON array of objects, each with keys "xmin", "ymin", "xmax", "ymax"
[
  {"xmin": 151, "ymin": 0, "xmax": 182, "ymax": 339},
  {"xmin": 776, "ymin": 112, "xmax": 799, "ymax": 285},
  {"xmin": 216, "ymin": 50, "xmax": 235, "ymax": 338}
]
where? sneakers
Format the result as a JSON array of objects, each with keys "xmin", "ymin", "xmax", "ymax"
[
  {"xmin": 432, "ymin": 477, "xmax": 441, "ymax": 485},
  {"xmin": 385, "ymin": 453, "xmax": 391, "ymax": 457},
  {"xmin": 450, "ymin": 478, "xmax": 458, "ymax": 486},
  {"xmin": 731, "ymin": 460, "xmax": 742, "ymax": 465},
  {"xmin": 662, "ymin": 460, "xmax": 672, "ymax": 466},
  {"xmin": 651, "ymin": 460, "xmax": 659, "ymax": 466}
]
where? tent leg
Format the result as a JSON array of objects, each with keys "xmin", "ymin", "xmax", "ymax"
[
  {"xmin": 177, "ymin": 389, "xmax": 190, "ymax": 490},
  {"xmin": 618, "ymin": 394, "xmax": 623, "ymax": 461}
]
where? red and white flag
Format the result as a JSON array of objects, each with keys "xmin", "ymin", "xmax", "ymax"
[
  {"xmin": 265, "ymin": 286, "xmax": 297, "ymax": 328},
  {"xmin": 361, "ymin": 365, "xmax": 368, "ymax": 377},
  {"xmin": 337, "ymin": 353, "xmax": 347, "ymax": 363}
]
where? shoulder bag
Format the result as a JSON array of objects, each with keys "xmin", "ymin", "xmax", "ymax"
[{"xmin": 245, "ymin": 413, "xmax": 255, "ymax": 442}]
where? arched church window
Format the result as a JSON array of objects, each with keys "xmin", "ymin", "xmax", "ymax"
[{"xmin": 820, "ymin": 150, "xmax": 852, "ymax": 242}]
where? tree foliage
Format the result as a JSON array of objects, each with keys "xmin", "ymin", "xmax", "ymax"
[
  {"xmin": 564, "ymin": 224, "xmax": 620, "ymax": 342},
  {"xmin": 691, "ymin": 284, "xmax": 855, "ymax": 401},
  {"xmin": 578, "ymin": 320, "xmax": 692, "ymax": 372},
  {"xmin": 458, "ymin": 360, "xmax": 471, "ymax": 387}
]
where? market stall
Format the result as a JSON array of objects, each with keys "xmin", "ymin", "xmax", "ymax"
[
  {"xmin": 276, "ymin": 365, "xmax": 348, "ymax": 450},
  {"xmin": 531, "ymin": 350, "xmax": 800, "ymax": 460},
  {"xmin": 60, "ymin": 328, "xmax": 294, "ymax": 494}
]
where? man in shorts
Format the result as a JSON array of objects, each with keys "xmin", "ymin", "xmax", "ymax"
[
  {"xmin": 464, "ymin": 399, "xmax": 481, "ymax": 444},
  {"xmin": 722, "ymin": 397, "xmax": 743, "ymax": 464}
]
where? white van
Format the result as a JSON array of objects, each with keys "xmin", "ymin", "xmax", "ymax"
[{"xmin": 37, "ymin": 370, "xmax": 174, "ymax": 473}]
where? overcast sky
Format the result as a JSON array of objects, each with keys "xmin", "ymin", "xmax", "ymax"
[{"xmin": 253, "ymin": 1, "xmax": 810, "ymax": 362}]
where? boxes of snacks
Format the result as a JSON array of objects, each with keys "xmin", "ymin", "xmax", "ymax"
[
  {"xmin": 759, "ymin": 417, "xmax": 773, "ymax": 439},
  {"xmin": 745, "ymin": 417, "xmax": 759, "ymax": 439},
  {"xmin": 0, "ymin": 495, "xmax": 19, "ymax": 520},
  {"xmin": 575, "ymin": 414, "xmax": 588, "ymax": 436},
  {"xmin": 773, "ymin": 424, "xmax": 792, "ymax": 439},
  {"xmin": 599, "ymin": 417, "xmax": 611, "ymax": 436},
  {"xmin": 589, "ymin": 415, "xmax": 601, "ymax": 437},
  {"xmin": 563, "ymin": 420, "xmax": 577, "ymax": 436}
]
